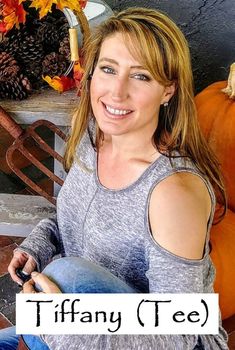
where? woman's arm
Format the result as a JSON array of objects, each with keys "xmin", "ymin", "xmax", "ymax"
[
  {"xmin": 146, "ymin": 171, "xmax": 213, "ymax": 294},
  {"xmin": 8, "ymin": 216, "xmax": 62, "ymax": 284},
  {"xmin": 149, "ymin": 172, "xmax": 211, "ymax": 260}
]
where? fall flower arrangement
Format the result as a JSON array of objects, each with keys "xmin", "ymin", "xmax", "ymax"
[{"xmin": 0, "ymin": 0, "xmax": 88, "ymax": 99}]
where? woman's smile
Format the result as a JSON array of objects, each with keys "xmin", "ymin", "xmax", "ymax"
[
  {"xmin": 90, "ymin": 32, "xmax": 172, "ymax": 137},
  {"xmin": 102, "ymin": 102, "xmax": 133, "ymax": 119}
]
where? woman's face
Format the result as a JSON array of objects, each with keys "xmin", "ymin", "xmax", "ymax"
[{"xmin": 90, "ymin": 33, "xmax": 174, "ymax": 139}]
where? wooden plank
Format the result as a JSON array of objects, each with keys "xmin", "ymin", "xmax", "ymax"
[
  {"xmin": 0, "ymin": 194, "xmax": 56, "ymax": 237},
  {"xmin": 0, "ymin": 89, "xmax": 78, "ymax": 126}
]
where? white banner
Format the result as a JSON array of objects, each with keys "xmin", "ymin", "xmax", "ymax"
[{"xmin": 16, "ymin": 293, "xmax": 219, "ymax": 335}]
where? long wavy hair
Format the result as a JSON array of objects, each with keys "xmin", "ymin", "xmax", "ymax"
[{"xmin": 64, "ymin": 7, "xmax": 226, "ymax": 221}]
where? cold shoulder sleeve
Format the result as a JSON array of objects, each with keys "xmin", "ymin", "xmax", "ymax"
[
  {"xmin": 143, "ymin": 240, "xmax": 228, "ymax": 349},
  {"xmin": 145, "ymin": 240, "xmax": 211, "ymax": 293}
]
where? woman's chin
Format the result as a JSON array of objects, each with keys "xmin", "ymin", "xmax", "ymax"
[{"xmin": 95, "ymin": 119, "xmax": 129, "ymax": 136}]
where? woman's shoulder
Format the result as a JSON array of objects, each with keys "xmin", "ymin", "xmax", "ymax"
[
  {"xmin": 148, "ymin": 171, "xmax": 212, "ymax": 260},
  {"xmin": 152, "ymin": 171, "xmax": 211, "ymax": 209}
]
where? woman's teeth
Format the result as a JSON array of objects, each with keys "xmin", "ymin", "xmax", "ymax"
[{"xmin": 105, "ymin": 104, "xmax": 131, "ymax": 116}]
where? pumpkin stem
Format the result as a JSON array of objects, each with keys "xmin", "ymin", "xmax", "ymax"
[{"xmin": 221, "ymin": 62, "xmax": 235, "ymax": 99}]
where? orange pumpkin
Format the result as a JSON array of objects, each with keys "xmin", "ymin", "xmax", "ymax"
[
  {"xmin": 195, "ymin": 63, "xmax": 235, "ymax": 320},
  {"xmin": 195, "ymin": 63, "xmax": 235, "ymax": 212},
  {"xmin": 210, "ymin": 209, "xmax": 235, "ymax": 319}
]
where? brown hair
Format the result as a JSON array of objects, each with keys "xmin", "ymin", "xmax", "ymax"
[{"xmin": 64, "ymin": 7, "xmax": 226, "ymax": 221}]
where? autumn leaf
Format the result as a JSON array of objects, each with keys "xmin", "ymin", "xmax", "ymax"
[
  {"xmin": 0, "ymin": 21, "xmax": 7, "ymax": 33},
  {"xmin": 29, "ymin": 0, "xmax": 57, "ymax": 19},
  {"xmin": 43, "ymin": 75, "xmax": 76, "ymax": 92},
  {"xmin": 29, "ymin": 0, "xmax": 87, "ymax": 18},
  {"xmin": 56, "ymin": 0, "xmax": 80, "ymax": 12},
  {"xmin": 73, "ymin": 61, "xmax": 84, "ymax": 88},
  {"xmin": 1, "ymin": 0, "xmax": 27, "ymax": 32},
  {"xmin": 79, "ymin": 0, "xmax": 87, "ymax": 9}
]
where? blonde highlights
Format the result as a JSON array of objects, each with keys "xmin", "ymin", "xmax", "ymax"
[{"xmin": 64, "ymin": 7, "xmax": 226, "ymax": 221}]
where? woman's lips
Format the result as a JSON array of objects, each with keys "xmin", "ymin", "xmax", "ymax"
[{"xmin": 102, "ymin": 102, "xmax": 133, "ymax": 119}]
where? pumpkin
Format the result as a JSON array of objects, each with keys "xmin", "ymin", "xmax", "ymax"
[
  {"xmin": 195, "ymin": 63, "xmax": 235, "ymax": 320},
  {"xmin": 195, "ymin": 63, "xmax": 235, "ymax": 212},
  {"xmin": 210, "ymin": 209, "xmax": 235, "ymax": 320}
]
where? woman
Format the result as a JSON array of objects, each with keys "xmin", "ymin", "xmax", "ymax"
[{"xmin": 2, "ymin": 6, "xmax": 228, "ymax": 350}]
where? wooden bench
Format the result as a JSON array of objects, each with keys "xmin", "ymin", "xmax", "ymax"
[
  {"xmin": 0, "ymin": 194, "xmax": 56, "ymax": 237},
  {"xmin": 0, "ymin": 89, "xmax": 77, "ymax": 126}
]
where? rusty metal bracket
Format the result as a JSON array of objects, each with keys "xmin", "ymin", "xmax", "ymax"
[{"xmin": 0, "ymin": 106, "xmax": 67, "ymax": 205}]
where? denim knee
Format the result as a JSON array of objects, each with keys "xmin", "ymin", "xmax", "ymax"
[
  {"xmin": 41, "ymin": 257, "xmax": 136, "ymax": 294},
  {"xmin": 23, "ymin": 335, "xmax": 50, "ymax": 350},
  {"xmin": 0, "ymin": 326, "xmax": 19, "ymax": 350}
]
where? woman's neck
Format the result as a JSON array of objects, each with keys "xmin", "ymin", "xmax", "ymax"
[{"xmin": 99, "ymin": 132, "xmax": 159, "ymax": 163}]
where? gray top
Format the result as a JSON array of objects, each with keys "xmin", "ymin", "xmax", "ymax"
[{"xmin": 18, "ymin": 122, "xmax": 228, "ymax": 349}]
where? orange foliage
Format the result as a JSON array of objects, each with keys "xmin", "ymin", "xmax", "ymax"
[
  {"xmin": 29, "ymin": 0, "xmax": 87, "ymax": 18},
  {"xmin": 0, "ymin": 0, "xmax": 27, "ymax": 32},
  {"xmin": 0, "ymin": 0, "xmax": 87, "ymax": 92},
  {"xmin": 73, "ymin": 61, "xmax": 84, "ymax": 88},
  {"xmin": 43, "ymin": 75, "xmax": 76, "ymax": 92},
  {"xmin": 0, "ymin": 0, "xmax": 87, "ymax": 31}
]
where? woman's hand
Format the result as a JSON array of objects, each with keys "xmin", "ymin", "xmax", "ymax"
[
  {"xmin": 23, "ymin": 271, "xmax": 61, "ymax": 294},
  {"xmin": 8, "ymin": 250, "xmax": 37, "ymax": 285}
]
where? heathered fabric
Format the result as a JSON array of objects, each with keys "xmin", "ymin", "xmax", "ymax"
[{"xmin": 18, "ymin": 121, "xmax": 228, "ymax": 350}]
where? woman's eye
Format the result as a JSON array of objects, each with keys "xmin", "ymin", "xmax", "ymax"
[
  {"xmin": 132, "ymin": 73, "xmax": 150, "ymax": 81},
  {"xmin": 100, "ymin": 66, "xmax": 115, "ymax": 74}
]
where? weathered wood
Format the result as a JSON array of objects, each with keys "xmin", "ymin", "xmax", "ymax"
[
  {"xmin": 0, "ymin": 194, "xmax": 56, "ymax": 237},
  {"xmin": 0, "ymin": 91, "xmax": 69, "ymax": 233},
  {"xmin": 0, "ymin": 89, "xmax": 78, "ymax": 126}
]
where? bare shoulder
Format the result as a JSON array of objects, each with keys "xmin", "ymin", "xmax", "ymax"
[{"xmin": 149, "ymin": 172, "xmax": 212, "ymax": 259}]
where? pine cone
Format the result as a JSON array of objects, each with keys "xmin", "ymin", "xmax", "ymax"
[
  {"xmin": 42, "ymin": 52, "xmax": 67, "ymax": 76},
  {"xmin": 0, "ymin": 74, "xmax": 31, "ymax": 100},
  {"xmin": 0, "ymin": 36, "xmax": 17, "ymax": 57},
  {"xmin": 37, "ymin": 22, "xmax": 60, "ymax": 53},
  {"xmin": 23, "ymin": 61, "xmax": 43, "ymax": 89},
  {"xmin": 0, "ymin": 27, "xmax": 28, "ymax": 57},
  {"xmin": 58, "ymin": 20, "xmax": 70, "ymax": 41},
  {"xmin": 0, "ymin": 8, "xmax": 72, "ymax": 98},
  {"xmin": 0, "ymin": 52, "xmax": 20, "ymax": 82},
  {"xmin": 59, "ymin": 36, "xmax": 70, "ymax": 61},
  {"xmin": 0, "ymin": 37, "xmax": 9, "ymax": 54},
  {"xmin": 17, "ymin": 35, "xmax": 44, "ymax": 65}
]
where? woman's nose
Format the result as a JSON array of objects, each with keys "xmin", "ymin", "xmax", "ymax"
[{"xmin": 111, "ymin": 76, "xmax": 129, "ymax": 101}]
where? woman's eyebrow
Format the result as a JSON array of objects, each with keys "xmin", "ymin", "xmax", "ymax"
[{"xmin": 98, "ymin": 57, "xmax": 146, "ymax": 70}]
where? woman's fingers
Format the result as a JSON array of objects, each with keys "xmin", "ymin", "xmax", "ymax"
[
  {"xmin": 22, "ymin": 256, "xmax": 37, "ymax": 275},
  {"xmin": 23, "ymin": 272, "xmax": 61, "ymax": 294},
  {"xmin": 8, "ymin": 254, "xmax": 36, "ymax": 285},
  {"xmin": 8, "ymin": 251, "xmax": 28, "ymax": 285},
  {"xmin": 22, "ymin": 279, "xmax": 36, "ymax": 293},
  {"xmin": 8, "ymin": 256, "xmax": 24, "ymax": 285}
]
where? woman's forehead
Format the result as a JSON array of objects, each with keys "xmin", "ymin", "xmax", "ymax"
[{"xmin": 98, "ymin": 32, "xmax": 147, "ymax": 66}]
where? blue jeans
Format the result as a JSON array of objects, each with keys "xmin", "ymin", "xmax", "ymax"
[
  {"xmin": 0, "ymin": 257, "xmax": 136, "ymax": 350},
  {"xmin": 0, "ymin": 257, "xmax": 204, "ymax": 350}
]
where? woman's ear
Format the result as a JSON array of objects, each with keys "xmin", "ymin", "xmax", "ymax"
[{"xmin": 161, "ymin": 82, "xmax": 176, "ymax": 104}]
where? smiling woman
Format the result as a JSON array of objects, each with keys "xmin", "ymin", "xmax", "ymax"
[
  {"xmin": 90, "ymin": 34, "xmax": 174, "ymax": 141},
  {"xmin": 2, "ymin": 6, "xmax": 228, "ymax": 350}
]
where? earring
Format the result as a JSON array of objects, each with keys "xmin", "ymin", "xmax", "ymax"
[{"xmin": 163, "ymin": 102, "xmax": 168, "ymax": 107}]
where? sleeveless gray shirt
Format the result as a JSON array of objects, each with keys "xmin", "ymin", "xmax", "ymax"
[{"xmin": 19, "ymin": 123, "xmax": 228, "ymax": 349}]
